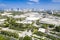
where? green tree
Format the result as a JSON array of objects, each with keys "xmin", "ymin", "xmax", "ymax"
[
  {"xmin": 41, "ymin": 24, "xmax": 49, "ymax": 29},
  {"xmin": 54, "ymin": 26, "xmax": 60, "ymax": 32},
  {"xmin": 36, "ymin": 19, "xmax": 40, "ymax": 25},
  {"xmin": 19, "ymin": 37, "xmax": 23, "ymax": 40},
  {"xmin": 3, "ymin": 17, "xmax": 17, "ymax": 28},
  {"xmin": 23, "ymin": 35, "xmax": 32, "ymax": 40}
]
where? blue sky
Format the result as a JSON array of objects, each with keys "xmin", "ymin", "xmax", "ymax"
[{"xmin": 0, "ymin": 0, "xmax": 60, "ymax": 10}]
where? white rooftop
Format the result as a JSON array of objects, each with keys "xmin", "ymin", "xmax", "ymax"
[
  {"xmin": 13, "ymin": 15, "xmax": 26, "ymax": 18},
  {"xmin": 16, "ymin": 20, "xmax": 32, "ymax": 24},
  {"xmin": 40, "ymin": 18, "xmax": 60, "ymax": 26},
  {"xmin": 38, "ymin": 28, "xmax": 45, "ymax": 33},
  {"xmin": 26, "ymin": 17, "xmax": 39, "ymax": 21},
  {"xmin": 1, "ymin": 12, "xmax": 12, "ymax": 16},
  {"xmin": 0, "ymin": 19, "xmax": 6, "ymax": 22},
  {"xmin": 19, "ymin": 30, "xmax": 32, "ymax": 37}
]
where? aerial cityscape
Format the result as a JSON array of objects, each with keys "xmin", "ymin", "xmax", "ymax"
[{"xmin": 0, "ymin": 0, "xmax": 60, "ymax": 40}]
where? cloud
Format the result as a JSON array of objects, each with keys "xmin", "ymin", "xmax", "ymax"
[
  {"xmin": 29, "ymin": 0, "xmax": 39, "ymax": 3},
  {"xmin": 27, "ymin": 0, "xmax": 39, "ymax": 5},
  {"xmin": 52, "ymin": 0, "xmax": 60, "ymax": 2},
  {"xmin": 0, "ymin": 4, "xmax": 6, "ymax": 7},
  {"xmin": 27, "ymin": 2, "xmax": 34, "ymax": 5}
]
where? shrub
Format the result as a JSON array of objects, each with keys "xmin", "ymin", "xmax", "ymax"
[{"xmin": 1, "ymin": 30, "xmax": 19, "ymax": 38}]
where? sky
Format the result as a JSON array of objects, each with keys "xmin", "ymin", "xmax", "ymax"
[{"xmin": 0, "ymin": 0, "xmax": 60, "ymax": 10}]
